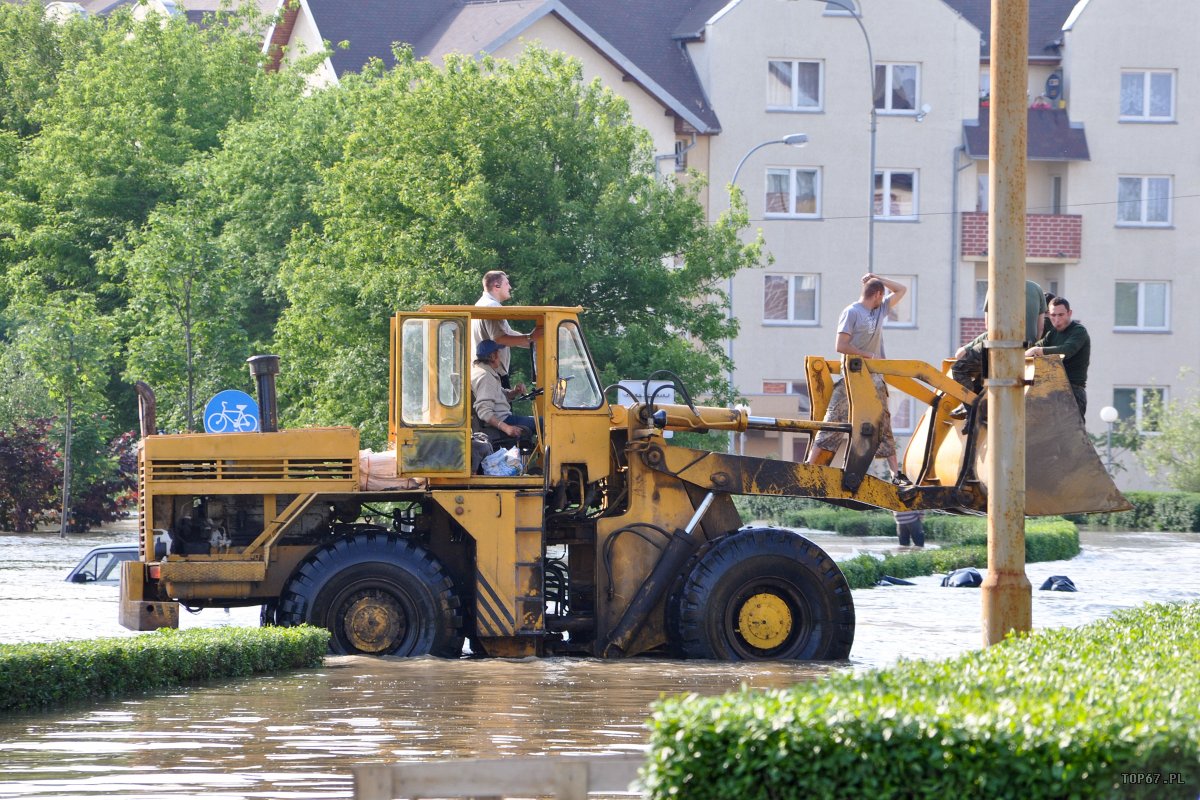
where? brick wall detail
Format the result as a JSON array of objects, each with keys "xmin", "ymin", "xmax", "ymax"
[
  {"xmin": 265, "ymin": 4, "xmax": 300, "ymax": 73},
  {"xmin": 960, "ymin": 211, "xmax": 1081, "ymax": 260},
  {"xmin": 959, "ymin": 317, "xmax": 985, "ymax": 348}
]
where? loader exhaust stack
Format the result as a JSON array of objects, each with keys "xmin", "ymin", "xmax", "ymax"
[{"xmin": 247, "ymin": 355, "xmax": 280, "ymax": 433}]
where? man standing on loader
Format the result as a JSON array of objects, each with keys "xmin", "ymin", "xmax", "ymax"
[
  {"xmin": 805, "ymin": 272, "xmax": 909, "ymax": 484},
  {"xmin": 1027, "ymin": 296, "xmax": 1091, "ymax": 419},
  {"xmin": 473, "ymin": 270, "xmax": 541, "ymax": 388}
]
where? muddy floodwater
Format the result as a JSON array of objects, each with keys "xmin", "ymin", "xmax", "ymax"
[{"xmin": 2, "ymin": 523, "xmax": 1200, "ymax": 799}]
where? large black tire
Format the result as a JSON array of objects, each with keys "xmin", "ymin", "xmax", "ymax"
[
  {"xmin": 670, "ymin": 528, "xmax": 855, "ymax": 660},
  {"xmin": 277, "ymin": 531, "xmax": 463, "ymax": 657}
]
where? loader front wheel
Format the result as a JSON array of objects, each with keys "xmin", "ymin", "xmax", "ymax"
[
  {"xmin": 277, "ymin": 531, "xmax": 463, "ymax": 657},
  {"xmin": 670, "ymin": 528, "xmax": 854, "ymax": 661}
]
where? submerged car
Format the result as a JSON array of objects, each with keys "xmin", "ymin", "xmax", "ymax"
[{"xmin": 65, "ymin": 544, "xmax": 139, "ymax": 584}]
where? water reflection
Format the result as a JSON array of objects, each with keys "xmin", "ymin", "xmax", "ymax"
[
  {"xmin": 3, "ymin": 526, "xmax": 1200, "ymax": 799},
  {"xmin": 0, "ymin": 656, "xmax": 827, "ymax": 799}
]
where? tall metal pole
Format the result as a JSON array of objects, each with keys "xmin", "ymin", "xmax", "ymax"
[
  {"xmin": 981, "ymin": 0, "xmax": 1032, "ymax": 646},
  {"xmin": 814, "ymin": 0, "xmax": 876, "ymax": 273}
]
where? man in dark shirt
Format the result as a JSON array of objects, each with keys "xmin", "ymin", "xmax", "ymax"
[{"xmin": 1026, "ymin": 296, "xmax": 1090, "ymax": 419}]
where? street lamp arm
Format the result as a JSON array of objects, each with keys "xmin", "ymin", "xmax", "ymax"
[{"xmin": 730, "ymin": 134, "xmax": 809, "ymax": 187}]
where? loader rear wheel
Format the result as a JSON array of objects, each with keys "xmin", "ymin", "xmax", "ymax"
[
  {"xmin": 670, "ymin": 528, "xmax": 854, "ymax": 661},
  {"xmin": 277, "ymin": 531, "xmax": 463, "ymax": 657}
]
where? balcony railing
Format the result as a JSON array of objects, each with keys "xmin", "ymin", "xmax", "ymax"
[{"xmin": 960, "ymin": 211, "xmax": 1081, "ymax": 261}]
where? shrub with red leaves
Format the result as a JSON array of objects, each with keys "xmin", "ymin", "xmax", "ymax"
[{"xmin": 0, "ymin": 419, "xmax": 61, "ymax": 533}]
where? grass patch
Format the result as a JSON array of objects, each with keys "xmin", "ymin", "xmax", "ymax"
[
  {"xmin": 0, "ymin": 625, "xmax": 329, "ymax": 712},
  {"xmin": 645, "ymin": 601, "xmax": 1200, "ymax": 799}
]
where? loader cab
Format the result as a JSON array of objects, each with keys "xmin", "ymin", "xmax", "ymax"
[{"xmin": 391, "ymin": 306, "xmax": 612, "ymax": 484}]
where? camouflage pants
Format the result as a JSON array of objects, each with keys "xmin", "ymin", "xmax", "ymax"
[{"xmin": 812, "ymin": 374, "xmax": 896, "ymax": 459}]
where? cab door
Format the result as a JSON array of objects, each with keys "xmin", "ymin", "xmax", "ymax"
[{"xmin": 391, "ymin": 312, "xmax": 472, "ymax": 479}]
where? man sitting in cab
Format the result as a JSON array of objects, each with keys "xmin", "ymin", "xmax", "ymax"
[{"xmin": 471, "ymin": 339, "xmax": 536, "ymax": 439}]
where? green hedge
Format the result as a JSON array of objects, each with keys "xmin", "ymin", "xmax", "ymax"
[
  {"xmin": 1069, "ymin": 491, "xmax": 1200, "ymax": 532},
  {"xmin": 836, "ymin": 523, "xmax": 1078, "ymax": 590},
  {"xmin": 645, "ymin": 601, "xmax": 1200, "ymax": 799},
  {"xmin": 0, "ymin": 626, "xmax": 330, "ymax": 712}
]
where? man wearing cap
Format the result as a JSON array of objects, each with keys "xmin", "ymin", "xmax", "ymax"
[
  {"xmin": 473, "ymin": 270, "xmax": 542, "ymax": 386},
  {"xmin": 471, "ymin": 339, "xmax": 536, "ymax": 438}
]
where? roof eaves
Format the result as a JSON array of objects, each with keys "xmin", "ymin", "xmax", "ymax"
[{"xmin": 485, "ymin": 0, "xmax": 718, "ymax": 134}]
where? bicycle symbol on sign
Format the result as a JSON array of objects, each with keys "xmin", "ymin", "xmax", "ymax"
[{"xmin": 206, "ymin": 402, "xmax": 258, "ymax": 433}]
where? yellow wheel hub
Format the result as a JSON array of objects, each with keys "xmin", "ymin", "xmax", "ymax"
[
  {"xmin": 736, "ymin": 592, "xmax": 793, "ymax": 649},
  {"xmin": 345, "ymin": 592, "xmax": 402, "ymax": 654}
]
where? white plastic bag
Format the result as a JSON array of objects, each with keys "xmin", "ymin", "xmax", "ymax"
[{"xmin": 481, "ymin": 446, "xmax": 520, "ymax": 476}]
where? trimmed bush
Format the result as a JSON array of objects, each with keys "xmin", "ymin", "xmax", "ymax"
[
  {"xmin": 0, "ymin": 625, "xmax": 329, "ymax": 712},
  {"xmin": 1071, "ymin": 491, "xmax": 1200, "ymax": 532},
  {"xmin": 816, "ymin": 515, "xmax": 1078, "ymax": 590},
  {"xmin": 645, "ymin": 601, "xmax": 1200, "ymax": 799}
]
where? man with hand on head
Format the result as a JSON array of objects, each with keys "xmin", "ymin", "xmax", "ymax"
[{"xmin": 806, "ymin": 272, "xmax": 909, "ymax": 485}]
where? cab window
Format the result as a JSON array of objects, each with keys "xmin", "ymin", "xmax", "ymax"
[
  {"xmin": 554, "ymin": 321, "xmax": 603, "ymax": 409},
  {"xmin": 401, "ymin": 318, "xmax": 466, "ymax": 426}
]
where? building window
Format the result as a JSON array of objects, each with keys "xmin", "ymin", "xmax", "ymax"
[
  {"xmin": 1120, "ymin": 70, "xmax": 1175, "ymax": 121},
  {"xmin": 767, "ymin": 59, "xmax": 822, "ymax": 111},
  {"xmin": 1114, "ymin": 280, "xmax": 1169, "ymax": 331},
  {"xmin": 874, "ymin": 170, "xmax": 917, "ymax": 219},
  {"xmin": 1117, "ymin": 175, "xmax": 1171, "ymax": 226},
  {"xmin": 764, "ymin": 274, "xmax": 820, "ymax": 324},
  {"xmin": 884, "ymin": 275, "xmax": 916, "ymax": 327},
  {"xmin": 889, "ymin": 393, "xmax": 915, "ymax": 435},
  {"xmin": 874, "ymin": 63, "xmax": 918, "ymax": 113},
  {"xmin": 974, "ymin": 280, "xmax": 988, "ymax": 316},
  {"xmin": 766, "ymin": 168, "xmax": 820, "ymax": 218},
  {"xmin": 1113, "ymin": 386, "xmax": 1165, "ymax": 433}
]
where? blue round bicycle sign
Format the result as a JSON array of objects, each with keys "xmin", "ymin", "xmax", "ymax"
[{"xmin": 203, "ymin": 390, "xmax": 260, "ymax": 433}]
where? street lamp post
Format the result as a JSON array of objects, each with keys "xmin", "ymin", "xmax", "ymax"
[
  {"xmin": 1100, "ymin": 406, "xmax": 1119, "ymax": 475},
  {"xmin": 725, "ymin": 133, "xmax": 809, "ymax": 441},
  {"xmin": 795, "ymin": 0, "xmax": 876, "ymax": 273}
]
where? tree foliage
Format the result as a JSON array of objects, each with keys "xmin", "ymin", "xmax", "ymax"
[
  {"xmin": 0, "ymin": 14, "xmax": 763, "ymax": 516},
  {"xmin": 1136, "ymin": 384, "xmax": 1200, "ymax": 492},
  {"xmin": 276, "ymin": 46, "xmax": 763, "ymax": 445}
]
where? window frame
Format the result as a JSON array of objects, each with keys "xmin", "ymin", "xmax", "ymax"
[
  {"xmin": 884, "ymin": 274, "xmax": 917, "ymax": 328},
  {"xmin": 1116, "ymin": 175, "xmax": 1172, "ymax": 227},
  {"xmin": 889, "ymin": 392, "xmax": 916, "ymax": 435},
  {"xmin": 874, "ymin": 62, "xmax": 920, "ymax": 114},
  {"xmin": 1112, "ymin": 386, "xmax": 1166, "ymax": 434},
  {"xmin": 1114, "ymin": 280, "xmax": 1170, "ymax": 332},
  {"xmin": 1119, "ymin": 69, "xmax": 1176, "ymax": 122},
  {"xmin": 764, "ymin": 166, "xmax": 822, "ymax": 219},
  {"xmin": 767, "ymin": 58, "xmax": 824, "ymax": 112},
  {"xmin": 763, "ymin": 273, "xmax": 821, "ymax": 326},
  {"xmin": 874, "ymin": 169, "xmax": 918, "ymax": 221}
]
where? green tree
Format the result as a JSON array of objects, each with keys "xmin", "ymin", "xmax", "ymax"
[
  {"xmin": 1135, "ymin": 382, "xmax": 1200, "ymax": 491},
  {"xmin": 113, "ymin": 66, "xmax": 351, "ymax": 430},
  {"xmin": 12, "ymin": 294, "xmax": 114, "ymax": 535},
  {"xmin": 0, "ymin": 1, "xmax": 97, "ymax": 138},
  {"xmin": 276, "ymin": 47, "xmax": 764, "ymax": 446},
  {"xmin": 6, "ymin": 5, "xmax": 267, "ymax": 306},
  {"xmin": 118, "ymin": 199, "xmax": 251, "ymax": 432}
]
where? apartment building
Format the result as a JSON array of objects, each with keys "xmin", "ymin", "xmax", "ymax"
[{"xmin": 265, "ymin": 0, "xmax": 1197, "ymax": 488}]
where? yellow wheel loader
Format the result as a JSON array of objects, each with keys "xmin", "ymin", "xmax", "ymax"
[{"xmin": 120, "ymin": 305, "xmax": 1127, "ymax": 660}]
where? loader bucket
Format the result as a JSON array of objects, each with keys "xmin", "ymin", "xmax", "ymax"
[{"xmin": 903, "ymin": 356, "xmax": 1130, "ymax": 516}]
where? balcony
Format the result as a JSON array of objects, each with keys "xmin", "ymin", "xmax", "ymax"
[{"xmin": 960, "ymin": 211, "xmax": 1082, "ymax": 262}]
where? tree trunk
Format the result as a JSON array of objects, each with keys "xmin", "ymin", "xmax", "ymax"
[{"xmin": 59, "ymin": 395, "xmax": 73, "ymax": 539}]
